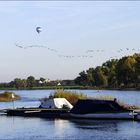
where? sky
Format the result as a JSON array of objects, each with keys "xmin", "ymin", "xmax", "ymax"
[{"xmin": 0, "ymin": 1, "xmax": 140, "ymax": 82}]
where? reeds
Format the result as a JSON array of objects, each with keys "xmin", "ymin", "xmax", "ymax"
[
  {"xmin": 93, "ymin": 95, "xmax": 114, "ymax": 101},
  {"xmin": 49, "ymin": 90, "xmax": 87, "ymax": 105}
]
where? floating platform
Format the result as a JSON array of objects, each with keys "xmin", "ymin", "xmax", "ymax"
[
  {"xmin": 1, "ymin": 108, "xmax": 140, "ymax": 121},
  {"xmin": 5, "ymin": 108, "xmax": 70, "ymax": 118},
  {"xmin": 2, "ymin": 98, "xmax": 140, "ymax": 121}
]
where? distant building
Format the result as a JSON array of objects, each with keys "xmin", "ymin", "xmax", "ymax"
[
  {"xmin": 39, "ymin": 80, "xmax": 43, "ymax": 84},
  {"xmin": 39, "ymin": 78, "xmax": 50, "ymax": 84},
  {"xmin": 57, "ymin": 82, "xmax": 61, "ymax": 86},
  {"xmin": 44, "ymin": 79, "xmax": 50, "ymax": 83}
]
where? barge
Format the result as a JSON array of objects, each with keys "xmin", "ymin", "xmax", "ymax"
[
  {"xmin": 3, "ymin": 98, "xmax": 140, "ymax": 120},
  {"xmin": 70, "ymin": 99, "xmax": 140, "ymax": 120}
]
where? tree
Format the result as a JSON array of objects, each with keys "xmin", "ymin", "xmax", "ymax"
[
  {"xmin": 13, "ymin": 78, "xmax": 27, "ymax": 89},
  {"xmin": 86, "ymin": 68, "xmax": 95, "ymax": 86},
  {"xmin": 102, "ymin": 59, "xmax": 118, "ymax": 88},
  {"xmin": 134, "ymin": 54, "xmax": 140, "ymax": 87},
  {"xmin": 27, "ymin": 76, "xmax": 36, "ymax": 88},
  {"xmin": 116, "ymin": 56, "xmax": 136, "ymax": 88},
  {"xmin": 94, "ymin": 67, "xmax": 108, "ymax": 87},
  {"xmin": 74, "ymin": 71, "xmax": 87, "ymax": 86}
]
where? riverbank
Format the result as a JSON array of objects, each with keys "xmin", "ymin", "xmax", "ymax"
[{"xmin": 0, "ymin": 86, "xmax": 139, "ymax": 91}]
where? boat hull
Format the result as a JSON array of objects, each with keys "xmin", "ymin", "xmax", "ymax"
[{"xmin": 70, "ymin": 112, "xmax": 137, "ymax": 120}]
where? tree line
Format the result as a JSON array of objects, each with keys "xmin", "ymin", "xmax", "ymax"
[
  {"xmin": 74, "ymin": 53, "xmax": 140, "ymax": 89},
  {"xmin": 0, "ymin": 76, "xmax": 41, "ymax": 89},
  {"xmin": 0, "ymin": 76, "xmax": 75, "ymax": 89},
  {"xmin": 0, "ymin": 53, "xmax": 140, "ymax": 89}
]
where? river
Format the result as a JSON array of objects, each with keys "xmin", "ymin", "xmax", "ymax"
[{"xmin": 0, "ymin": 89, "xmax": 140, "ymax": 140}]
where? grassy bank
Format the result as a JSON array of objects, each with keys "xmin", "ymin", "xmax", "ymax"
[
  {"xmin": 0, "ymin": 86, "xmax": 85, "ymax": 90},
  {"xmin": 0, "ymin": 86, "xmax": 139, "ymax": 91},
  {"xmin": 0, "ymin": 91, "xmax": 21, "ymax": 102},
  {"xmin": 49, "ymin": 90, "xmax": 87, "ymax": 105}
]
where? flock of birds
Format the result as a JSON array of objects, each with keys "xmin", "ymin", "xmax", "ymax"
[
  {"xmin": 15, "ymin": 43, "xmax": 57, "ymax": 52},
  {"xmin": 15, "ymin": 27, "xmax": 140, "ymax": 60},
  {"xmin": 16, "ymin": 42, "xmax": 140, "ymax": 60}
]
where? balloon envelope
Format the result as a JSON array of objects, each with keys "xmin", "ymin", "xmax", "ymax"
[{"xmin": 36, "ymin": 27, "xmax": 42, "ymax": 33}]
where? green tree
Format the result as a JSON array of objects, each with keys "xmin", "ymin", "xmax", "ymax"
[
  {"xmin": 13, "ymin": 78, "xmax": 27, "ymax": 89},
  {"xmin": 75, "ymin": 71, "xmax": 87, "ymax": 86},
  {"xmin": 134, "ymin": 54, "xmax": 140, "ymax": 87},
  {"xmin": 102, "ymin": 59, "xmax": 118, "ymax": 88},
  {"xmin": 94, "ymin": 67, "xmax": 108, "ymax": 87},
  {"xmin": 116, "ymin": 56, "xmax": 136, "ymax": 88},
  {"xmin": 86, "ymin": 68, "xmax": 95, "ymax": 86},
  {"xmin": 27, "ymin": 76, "xmax": 36, "ymax": 88}
]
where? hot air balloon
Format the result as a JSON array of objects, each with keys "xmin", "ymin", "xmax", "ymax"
[{"xmin": 36, "ymin": 27, "xmax": 42, "ymax": 34}]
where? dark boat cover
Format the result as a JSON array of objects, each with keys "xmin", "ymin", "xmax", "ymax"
[{"xmin": 70, "ymin": 99, "xmax": 129, "ymax": 114}]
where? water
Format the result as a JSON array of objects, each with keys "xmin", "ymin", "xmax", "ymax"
[{"xmin": 0, "ymin": 89, "xmax": 140, "ymax": 140}]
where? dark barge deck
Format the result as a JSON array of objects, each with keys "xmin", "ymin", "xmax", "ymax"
[
  {"xmin": 1, "ymin": 108, "xmax": 140, "ymax": 121},
  {"xmin": 4, "ymin": 108, "xmax": 70, "ymax": 118}
]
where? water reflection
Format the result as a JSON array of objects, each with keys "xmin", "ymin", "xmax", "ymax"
[
  {"xmin": 1, "ymin": 116, "xmax": 140, "ymax": 140},
  {"xmin": 54, "ymin": 119, "xmax": 69, "ymax": 129},
  {"xmin": 70, "ymin": 119, "xmax": 118, "ymax": 132}
]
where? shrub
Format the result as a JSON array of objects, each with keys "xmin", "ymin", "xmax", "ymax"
[{"xmin": 0, "ymin": 91, "xmax": 21, "ymax": 102}]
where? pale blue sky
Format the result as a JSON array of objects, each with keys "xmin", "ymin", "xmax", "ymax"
[{"xmin": 0, "ymin": 1, "xmax": 140, "ymax": 82}]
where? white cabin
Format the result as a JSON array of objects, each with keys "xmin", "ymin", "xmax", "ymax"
[{"xmin": 39, "ymin": 98, "xmax": 73, "ymax": 109}]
